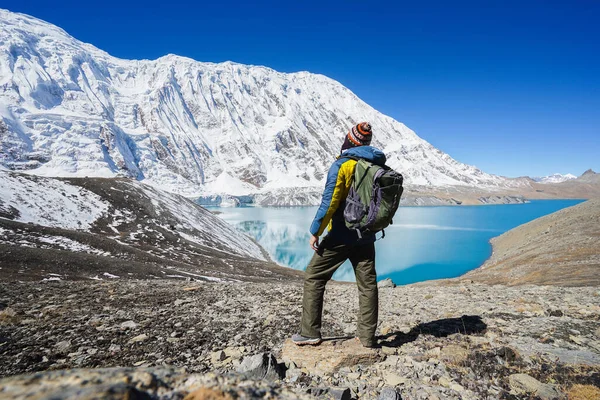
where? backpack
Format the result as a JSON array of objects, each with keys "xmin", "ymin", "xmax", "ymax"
[{"xmin": 343, "ymin": 158, "xmax": 404, "ymax": 238}]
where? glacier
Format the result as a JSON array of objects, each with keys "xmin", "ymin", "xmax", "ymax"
[{"xmin": 0, "ymin": 9, "xmax": 523, "ymax": 205}]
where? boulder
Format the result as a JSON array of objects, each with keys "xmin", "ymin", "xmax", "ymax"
[
  {"xmin": 378, "ymin": 278, "xmax": 396, "ymax": 289},
  {"xmin": 281, "ymin": 338, "xmax": 383, "ymax": 376},
  {"xmin": 236, "ymin": 353, "xmax": 284, "ymax": 381}
]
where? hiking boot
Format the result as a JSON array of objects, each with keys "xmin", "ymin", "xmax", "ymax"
[{"xmin": 291, "ymin": 333, "xmax": 322, "ymax": 346}]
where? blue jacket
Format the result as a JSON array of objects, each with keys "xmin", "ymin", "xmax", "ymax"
[{"xmin": 309, "ymin": 146, "xmax": 387, "ymax": 245}]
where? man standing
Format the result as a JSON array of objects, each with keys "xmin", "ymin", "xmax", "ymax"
[{"xmin": 292, "ymin": 122, "xmax": 386, "ymax": 348}]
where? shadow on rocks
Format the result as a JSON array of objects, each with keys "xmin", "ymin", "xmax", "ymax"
[{"xmin": 378, "ymin": 315, "xmax": 487, "ymax": 348}]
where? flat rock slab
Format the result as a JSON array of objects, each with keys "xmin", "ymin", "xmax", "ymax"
[{"xmin": 281, "ymin": 338, "xmax": 384, "ymax": 375}]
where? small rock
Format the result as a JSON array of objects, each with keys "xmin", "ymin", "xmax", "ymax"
[
  {"xmin": 286, "ymin": 368, "xmax": 304, "ymax": 382},
  {"xmin": 223, "ymin": 346, "xmax": 245, "ymax": 360},
  {"xmin": 381, "ymin": 346, "xmax": 397, "ymax": 355},
  {"xmin": 133, "ymin": 360, "xmax": 148, "ymax": 367},
  {"xmin": 450, "ymin": 383, "xmax": 465, "ymax": 392},
  {"xmin": 308, "ymin": 388, "xmax": 329, "ymax": 396},
  {"xmin": 329, "ymin": 387, "xmax": 351, "ymax": 400},
  {"xmin": 210, "ymin": 350, "xmax": 227, "ymax": 365},
  {"xmin": 383, "ymin": 372, "xmax": 406, "ymax": 386},
  {"xmin": 128, "ymin": 334, "xmax": 148, "ymax": 344},
  {"xmin": 380, "ymin": 325, "xmax": 394, "ymax": 335},
  {"xmin": 570, "ymin": 335, "xmax": 587, "ymax": 345},
  {"xmin": 131, "ymin": 371, "xmax": 156, "ymax": 389},
  {"xmin": 54, "ymin": 340, "xmax": 71, "ymax": 353},
  {"xmin": 378, "ymin": 278, "xmax": 396, "ymax": 288},
  {"xmin": 496, "ymin": 346, "xmax": 521, "ymax": 362},
  {"xmin": 237, "ymin": 353, "xmax": 284, "ymax": 381},
  {"xmin": 438, "ymin": 376, "xmax": 451, "ymax": 388},
  {"xmin": 108, "ymin": 344, "xmax": 121, "ymax": 353},
  {"xmin": 347, "ymin": 372, "xmax": 361, "ymax": 380},
  {"xmin": 547, "ymin": 309, "xmax": 563, "ymax": 317},
  {"xmin": 509, "ymin": 373, "xmax": 562, "ymax": 400},
  {"xmin": 120, "ymin": 320, "xmax": 137, "ymax": 330},
  {"xmin": 379, "ymin": 387, "xmax": 401, "ymax": 400}
]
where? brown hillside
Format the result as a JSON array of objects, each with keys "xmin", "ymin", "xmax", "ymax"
[{"xmin": 464, "ymin": 199, "xmax": 600, "ymax": 286}]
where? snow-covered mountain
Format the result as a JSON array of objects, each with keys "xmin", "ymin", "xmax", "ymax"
[
  {"xmin": 0, "ymin": 9, "xmax": 521, "ymax": 205},
  {"xmin": 532, "ymin": 173, "xmax": 577, "ymax": 184}
]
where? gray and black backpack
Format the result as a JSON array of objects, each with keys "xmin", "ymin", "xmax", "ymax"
[{"xmin": 343, "ymin": 158, "xmax": 404, "ymax": 238}]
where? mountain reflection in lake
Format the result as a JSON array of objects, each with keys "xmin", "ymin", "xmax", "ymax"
[{"xmin": 214, "ymin": 200, "xmax": 584, "ymax": 285}]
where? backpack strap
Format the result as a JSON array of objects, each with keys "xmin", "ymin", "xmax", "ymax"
[{"xmin": 354, "ymin": 162, "xmax": 374, "ymax": 190}]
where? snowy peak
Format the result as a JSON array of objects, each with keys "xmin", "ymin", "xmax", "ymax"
[
  {"xmin": 532, "ymin": 173, "xmax": 577, "ymax": 184},
  {"xmin": 0, "ymin": 9, "xmax": 520, "ymax": 204}
]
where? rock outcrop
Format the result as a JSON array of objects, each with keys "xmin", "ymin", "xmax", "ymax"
[{"xmin": 281, "ymin": 338, "xmax": 383, "ymax": 375}]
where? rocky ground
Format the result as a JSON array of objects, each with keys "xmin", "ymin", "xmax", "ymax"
[
  {"xmin": 1, "ymin": 279, "xmax": 599, "ymax": 399},
  {"xmin": 462, "ymin": 199, "xmax": 600, "ymax": 286}
]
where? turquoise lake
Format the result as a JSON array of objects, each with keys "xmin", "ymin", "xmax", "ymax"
[{"xmin": 215, "ymin": 200, "xmax": 584, "ymax": 285}]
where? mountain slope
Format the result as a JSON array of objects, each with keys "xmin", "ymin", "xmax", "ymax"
[
  {"xmin": 0, "ymin": 9, "xmax": 523, "ymax": 205},
  {"xmin": 463, "ymin": 199, "xmax": 600, "ymax": 286},
  {"xmin": 0, "ymin": 170, "xmax": 301, "ymax": 282}
]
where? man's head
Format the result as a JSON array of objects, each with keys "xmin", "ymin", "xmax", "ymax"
[{"xmin": 341, "ymin": 122, "xmax": 372, "ymax": 153}]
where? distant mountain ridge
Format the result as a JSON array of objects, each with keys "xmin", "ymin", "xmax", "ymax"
[
  {"xmin": 577, "ymin": 169, "xmax": 599, "ymax": 183},
  {"xmin": 532, "ymin": 173, "xmax": 577, "ymax": 184},
  {"xmin": 0, "ymin": 9, "xmax": 529, "ymax": 205}
]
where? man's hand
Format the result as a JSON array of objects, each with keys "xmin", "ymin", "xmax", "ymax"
[{"xmin": 309, "ymin": 235, "xmax": 320, "ymax": 252}]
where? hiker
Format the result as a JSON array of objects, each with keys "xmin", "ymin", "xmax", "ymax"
[{"xmin": 292, "ymin": 122, "xmax": 386, "ymax": 348}]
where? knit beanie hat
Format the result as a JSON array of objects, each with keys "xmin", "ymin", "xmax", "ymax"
[{"xmin": 341, "ymin": 122, "xmax": 372, "ymax": 151}]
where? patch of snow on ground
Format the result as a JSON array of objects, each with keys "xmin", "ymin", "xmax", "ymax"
[
  {"xmin": 0, "ymin": 171, "xmax": 109, "ymax": 230},
  {"xmin": 37, "ymin": 236, "xmax": 108, "ymax": 254}
]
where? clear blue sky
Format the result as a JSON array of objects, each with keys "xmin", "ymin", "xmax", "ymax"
[{"xmin": 9, "ymin": 0, "xmax": 600, "ymax": 177}]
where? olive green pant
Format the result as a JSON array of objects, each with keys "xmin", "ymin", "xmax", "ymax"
[{"xmin": 300, "ymin": 242, "xmax": 378, "ymax": 346}]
